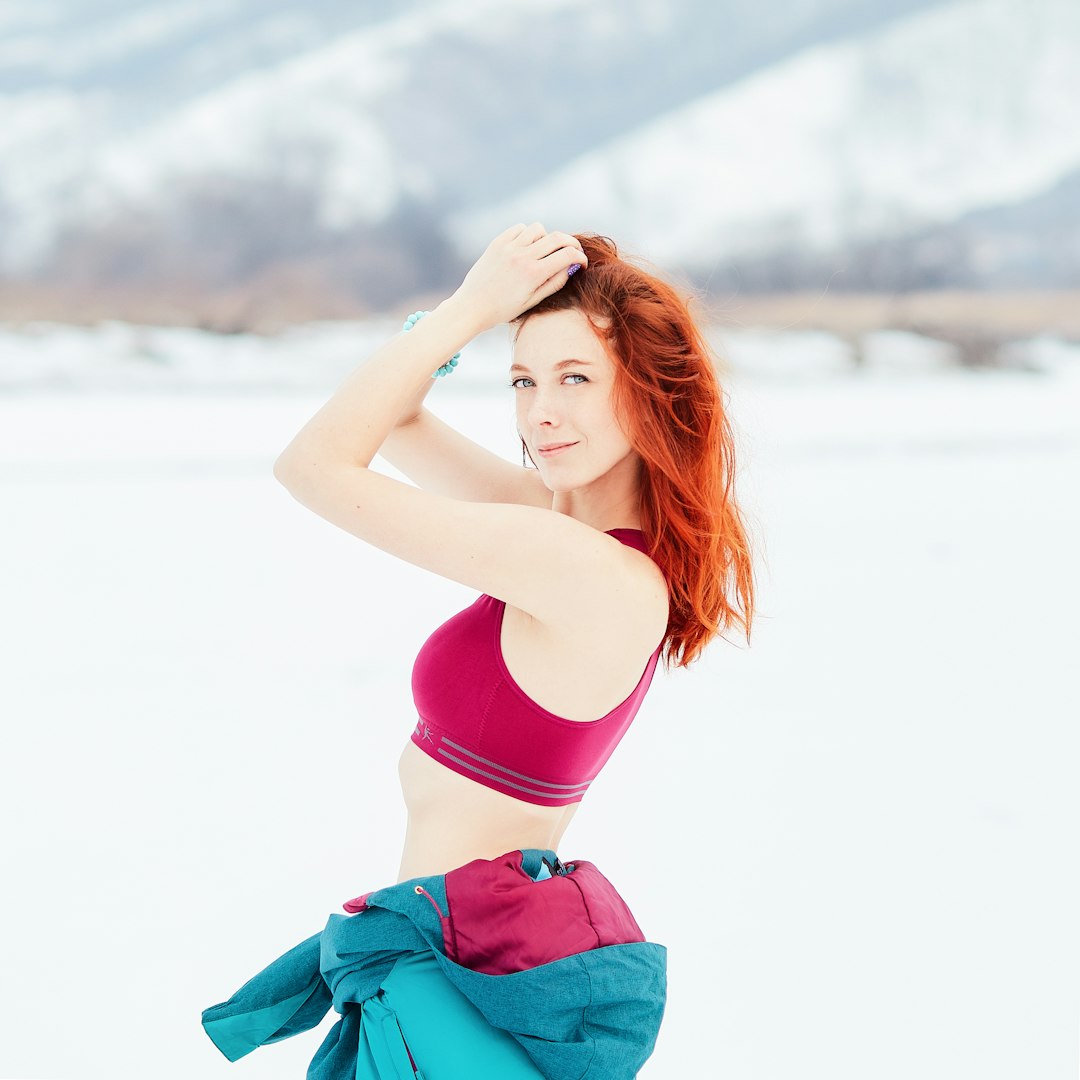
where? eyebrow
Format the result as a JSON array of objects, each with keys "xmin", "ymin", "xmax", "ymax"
[{"xmin": 508, "ymin": 358, "xmax": 596, "ymax": 374}]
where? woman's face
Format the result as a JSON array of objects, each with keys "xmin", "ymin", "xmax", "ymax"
[{"xmin": 510, "ymin": 308, "xmax": 637, "ymax": 490}]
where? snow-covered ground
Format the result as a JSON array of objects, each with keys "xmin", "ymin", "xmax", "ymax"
[{"xmin": 1, "ymin": 323, "xmax": 1078, "ymax": 1078}]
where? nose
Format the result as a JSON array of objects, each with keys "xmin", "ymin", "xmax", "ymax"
[{"xmin": 523, "ymin": 384, "xmax": 566, "ymax": 436}]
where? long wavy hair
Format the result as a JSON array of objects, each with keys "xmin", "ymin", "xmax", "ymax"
[{"xmin": 510, "ymin": 232, "xmax": 757, "ymax": 672}]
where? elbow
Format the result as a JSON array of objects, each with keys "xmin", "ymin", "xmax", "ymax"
[{"xmin": 273, "ymin": 452, "xmax": 304, "ymax": 488}]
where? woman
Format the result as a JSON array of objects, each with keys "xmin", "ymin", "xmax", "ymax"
[{"xmin": 201, "ymin": 223, "xmax": 756, "ymax": 1078}]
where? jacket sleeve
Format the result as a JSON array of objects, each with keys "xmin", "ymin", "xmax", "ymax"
[{"xmin": 201, "ymin": 931, "xmax": 332, "ymax": 1062}]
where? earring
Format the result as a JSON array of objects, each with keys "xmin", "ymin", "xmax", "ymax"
[{"xmin": 517, "ymin": 432, "xmax": 537, "ymax": 469}]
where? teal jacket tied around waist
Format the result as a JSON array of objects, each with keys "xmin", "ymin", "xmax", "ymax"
[{"xmin": 201, "ymin": 849, "xmax": 667, "ymax": 1079}]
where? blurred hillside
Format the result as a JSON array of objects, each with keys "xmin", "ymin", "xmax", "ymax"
[{"xmin": 1, "ymin": 0, "xmax": 1077, "ymax": 325}]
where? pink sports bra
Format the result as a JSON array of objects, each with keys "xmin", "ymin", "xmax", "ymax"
[{"xmin": 409, "ymin": 529, "xmax": 665, "ymax": 807}]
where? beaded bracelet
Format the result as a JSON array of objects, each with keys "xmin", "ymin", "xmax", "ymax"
[{"xmin": 403, "ymin": 309, "xmax": 461, "ymax": 378}]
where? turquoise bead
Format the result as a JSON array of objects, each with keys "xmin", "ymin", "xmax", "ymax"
[{"xmin": 402, "ymin": 309, "xmax": 460, "ymax": 378}]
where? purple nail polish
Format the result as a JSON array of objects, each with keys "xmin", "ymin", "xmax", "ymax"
[{"xmin": 568, "ymin": 263, "xmax": 581, "ymax": 276}]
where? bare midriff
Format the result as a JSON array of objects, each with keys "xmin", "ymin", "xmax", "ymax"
[{"xmin": 396, "ymin": 740, "xmax": 579, "ymax": 882}]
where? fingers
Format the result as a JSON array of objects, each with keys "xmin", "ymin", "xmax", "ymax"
[
  {"xmin": 516, "ymin": 222, "xmax": 582, "ymax": 255},
  {"xmin": 508, "ymin": 221, "xmax": 546, "ymax": 246},
  {"xmin": 504, "ymin": 222, "xmax": 532, "ymax": 242},
  {"xmin": 502, "ymin": 224, "xmax": 587, "ymax": 314},
  {"xmin": 499, "ymin": 222, "xmax": 540, "ymax": 251},
  {"xmin": 531, "ymin": 228, "xmax": 585, "ymax": 262},
  {"xmin": 529, "ymin": 257, "xmax": 583, "ymax": 308},
  {"xmin": 525, "ymin": 228, "xmax": 588, "ymax": 288},
  {"xmin": 507, "ymin": 222, "xmax": 586, "ymax": 266},
  {"xmin": 535, "ymin": 241, "xmax": 587, "ymax": 284}
]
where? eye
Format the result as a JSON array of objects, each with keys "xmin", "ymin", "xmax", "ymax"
[{"xmin": 507, "ymin": 373, "xmax": 589, "ymax": 389}]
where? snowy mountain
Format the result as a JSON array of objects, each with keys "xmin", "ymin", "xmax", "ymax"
[
  {"xmin": 447, "ymin": 0, "xmax": 1080, "ymax": 287},
  {"xmin": 0, "ymin": 0, "xmax": 1075, "ymax": 307}
]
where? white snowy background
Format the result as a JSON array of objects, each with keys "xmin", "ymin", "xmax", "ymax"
[
  {"xmin": 2, "ymin": 0, "xmax": 1079, "ymax": 1075},
  {"xmin": 1, "ymin": 324, "xmax": 1078, "ymax": 1078}
]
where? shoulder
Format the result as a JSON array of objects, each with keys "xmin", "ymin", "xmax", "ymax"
[
  {"xmin": 605, "ymin": 535, "xmax": 669, "ymax": 652},
  {"xmin": 515, "ymin": 476, "xmax": 666, "ymax": 645}
]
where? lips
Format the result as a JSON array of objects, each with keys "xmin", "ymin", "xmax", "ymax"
[{"xmin": 537, "ymin": 441, "xmax": 578, "ymax": 456}]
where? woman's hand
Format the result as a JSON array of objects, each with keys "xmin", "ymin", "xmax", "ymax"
[{"xmin": 449, "ymin": 222, "xmax": 588, "ymax": 332}]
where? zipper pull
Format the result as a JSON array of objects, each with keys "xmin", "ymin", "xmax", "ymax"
[{"xmin": 414, "ymin": 884, "xmax": 445, "ymax": 918}]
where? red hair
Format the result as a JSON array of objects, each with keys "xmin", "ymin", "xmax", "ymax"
[{"xmin": 511, "ymin": 233, "xmax": 757, "ymax": 671}]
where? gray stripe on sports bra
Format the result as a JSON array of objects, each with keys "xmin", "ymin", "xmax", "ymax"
[
  {"xmin": 436, "ymin": 751, "xmax": 591, "ymax": 803},
  {"xmin": 440, "ymin": 736, "xmax": 594, "ymax": 791}
]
